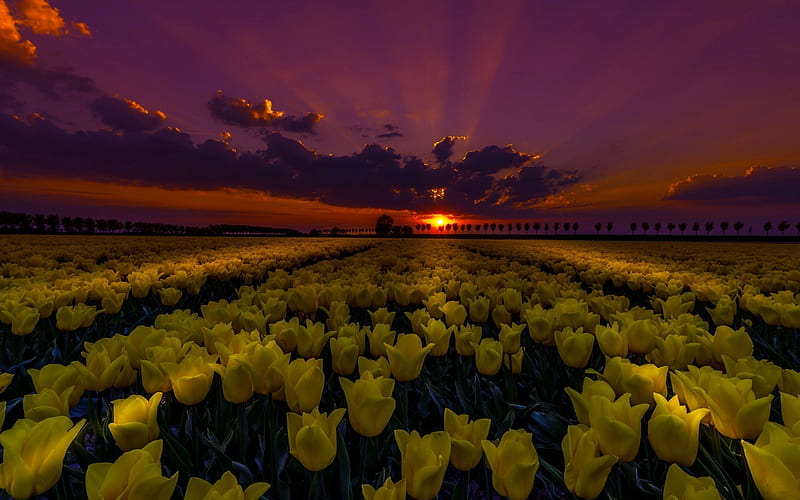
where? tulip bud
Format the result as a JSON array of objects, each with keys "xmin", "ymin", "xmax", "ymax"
[
  {"xmin": 287, "ymin": 407, "xmax": 346, "ymax": 471},
  {"xmin": 440, "ymin": 301, "xmax": 467, "ymax": 327},
  {"xmin": 565, "ymin": 378, "xmax": 616, "ymax": 425},
  {"xmin": 455, "ymin": 324, "xmax": 482, "ymax": 356},
  {"xmin": 362, "ymin": 478, "xmax": 406, "ymax": 500},
  {"xmin": 663, "ymin": 463, "xmax": 722, "ymax": 500},
  {"xmin": 340, "ymin": 372, "xmax": 395, "ymax": 437},
  {"xmin": 0, "ymin": 416, "xmax": 85, "ymax": 499},
  {"xmin": 472, "ymin": 338, "xmax": 503, "ymax": 376},
  {"xmin": 283, "ymin": 358, "xmax": 325, "ymax": 413},
  {"xmin": 420, "ymin": 319, "xmax": 455, "ymax": 357},
  {"xmin": 367, "ymin": 324, "xmax": 397, "ymax": 358},
  {"xmin": 469, "ymin": 297, "xmax": 490, "ymax": 324},
  {"xmin": 588, "ymin": 393, "xmax": 648, "ymax": 462},
  {"xmin": 358, "ymin": 356, "xmax": 392, "ymax": 378},
  {"xmin": 481, "ymin": 429, "xmax": 539, "ymax": 500},
  {"xmin": 395, "ymin": 429, "xmax": 451, "ymax": 500},
  {"xmin": 330, "ymin": 336, "xmax": 359, "ymax": 376},
  {"xmin": 562, "ymin": 425, "xmax": 618, "ymax": 499},
  {"xmin": 385, "ymin": 334, "xmax": 435, "ymax": 382},
  {"xmin": 555, "ymin": 327, "xmax": 595, "ymax": 369},
  {"xmin": 109, "ymin": 392, "xmax": 162, "ymax": 451},
  {"xmin": 647, "ymin": 394, "xmax": 709, "ymax": 466},
  {"xmin": 742, "ymin": 422, "xmax": 800, "ymax": 500},
  {"xmin": 85, "ymin": 440, "xmax": 178, "ymax": 500},
  {"xmin": 184, "ymin": 470, "xmax": 270, "ymax": 500},
  {"xmin": 443, "ymin": 408, "xmax": 491, "ymax": 471}
]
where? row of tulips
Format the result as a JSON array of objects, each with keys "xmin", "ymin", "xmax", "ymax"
[{"xmin": 1, "ymin": 238, "xmax": 799, "ymax": 499}]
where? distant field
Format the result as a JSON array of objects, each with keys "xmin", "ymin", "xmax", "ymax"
[{"xmin": 1, "ymin": 237, "xmax": 798, "ymax": 499}]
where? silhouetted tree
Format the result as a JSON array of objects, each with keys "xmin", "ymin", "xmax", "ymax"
[
  {"xmin": 61, "ymin": 216, "xmax": 72, "ymax": 233},
  {"xmin": 524, "ymin": 222, "xmax": 530, "ymax": 232},
  {"xmin": 46, "ymin": 214, "xmax": 59, "ymax": 232},
  {"xmin": 499, "ymin": 224, "xmax": 504, "ymax": 232},
  {"xmin": 642, "ymin": 222, "xmax": 650, "ymax": 234},
  {"xmin": 763, "ymin": 221, "xmax": 772, "ymax": 235},
  {"xmin": 692, "ymin": 222, "xmax": 700, "ymax": 235},
  {"xmin": 516, "ymin": 223, "xmax": 522, "ymax": 232},
  {"xmin": 654, "ymin": 222, "xmax": 661, "ymax": 235},
  {"xmin": 796, "ymin": 222, "xmax": 800, "ymax": 236},
  {"xmin": 34, "ymin": 214, "xmax": 46, "ymax": 232},
  {"xmin": 375, "ymin": 214, "xmax": 394, "ymax": 236},
  {"xmin": 490, "ymin": 223, "xmax": 496, "ymax": 232},
  {"xmin": 563, "ymin": 222, "xmax": 570, "ymax": 233},
  {"xmin": 778, "ymin": 220, "xmax": 790, "ymax": 236},
  {"xmin": 483, "ymin": 223, "xmax": 489, "ymax": 231},
  {"xmin": 678, "ymin": 222, "xmax": 687, "ymax": 235},
  {"xmin": 630, "ymin": 222, "xmax": 637, "ymax": 234},
  {"xmin": 734, "ymin": 221, "xmax": 744, "ymax": 235},
  {"xmin": 85, "ymin": 218, "xmax": 95, "ymax": 234},
  {"xmin": 704, "ymin": 222, "xmax": 713, "ymax": 236},
  {"xmin": 606, "ymin": 221, "xmax": 614, "ymax": 234},
  {"xmin": 572, "ymin": 223, "xmax": 579, "ymax": 234},
  {"xmin": 467, "ymin": 223, "xmax": 472, "ymax": 231},
  {"xmin": 446, "ymin": 223, "xmax": 452, "ymax": 232},
  {"xmin": 533, "ymin": 223, "xmax": 541, "ymax": 234},
  {"xmin": 720, "ymin": 221, "xmax": 729, "ymax": 235},
  {"xmin": 667, "ymin": 223, "xmax": 675, "ymax": 235},
  {"xmin": 544, "ymin": 223, "xmax": 549, "ymax": 233},
  {"xmin": 554, "ymin": 223, "xmax": 560, "ymax": 233},
  {"xmin": 595, "ymin": 222, "xmax": 602, "ymax": 234}
]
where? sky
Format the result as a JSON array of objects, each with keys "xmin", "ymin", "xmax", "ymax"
[{"xmin": 1, "ymin": 0, "xmax": 799, "ymax": 231}]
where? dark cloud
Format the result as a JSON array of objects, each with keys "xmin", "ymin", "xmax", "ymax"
[
  {"xmin": 0, "ymin": 112, "xmax": 580, "ymax": 216},
  {"xmin": 208, "ymin": 92, "xmax": 323, "ymax": 133},
  {"xmin": 664, "ymin": 166, "xmax": 800, "ymax": 203},
  {"xmin": 90, "ymin": 95, "xmax": 166, "ymax": 133},
  {"xmin": 432, "ymin": 135, "xmax": 466, "ymax": 165},
  {"xmin": 375, "ymin": 123, "xmax": 403, "ymax": 139}
]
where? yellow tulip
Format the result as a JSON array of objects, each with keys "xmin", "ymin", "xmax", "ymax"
[
  {"xmin": 499, "ymin": 323, "xmax": 526, "ymax": 355},
  {"xmin": 524, "ymin": 304, "xmax": 555, "ymax": 346},
  {"xmin": 85, "ymin": 440, "xmax": 178, "ymax": 500},
  {"xmin": 336, "ymin": 323, "xmax": 367, "ymax": 355},
  {"xmin": 420, "ymin": 319, "xmax": 455, "ymax": 356},
  {"xmin": 245, "ymin": 340, "xmax": 289, "ymax": 395},
  {"xmin": 361, "ymin": 477, "xmax": 406, "ymax": 500},
  {"xmin": 555, "ymin": 327, "xmax": 595, "ymax": 369},
  {"xmin": 369, "ymin": 307, "xmax": 396, "ymax": 326},
  {"xmin": 295, "ymin": 320, "xmax": 335, "ymax": 358},
  {"xmin": 647, "ymin": 334, "xmax": 700, "ymax": 371},
  {"xmin": 340, "ymin": 372, "xmax": 395, "ymax": 437},
  {"xmin": 622, "ymin": 319, "xmax": 659, "ymax": 355},
  {"xmin": 0, "ymin": 372, "xmax": 12, "ymax": 394},
  {"xmin": 358, "ymin": 356, "xmax": 392, "ymax": 378},
  {"xmin": 780, "ymin": 368, "xmax": 800, "ymax": 396},
  {"xmin": 472, "ymin": 338, "xmax": 503, "ymax": 376},
  {"xmin": 287, "ymin": 407, "xmax": 346, "ymax": 471},
  {"xmin": 654, "ymin": 295, "xmax": 693, "ymax": 320},
  {"xmin": 439, "ymin": 301, "xmax": 467, "ymax": 327},
  {"xmin": 592, "ymin": 356, "xmax": 668, "ymax": 407},
  {"xmin": 184, "ymin": 470, "xmax": 270, "ymax": 500},
  {"xmin": 588, "ymin": 393, "xmax": 648, "ymax": 462},
  {"xmin": 330, "ymin": 336, "xmax": 359, "ymax": 376},
  {"xmin": 422, "ymin": 292, "xmax": 446, "ymax": 319},
  {"xmin": 561, "ymin": 424, "xmax": 618, "ymax": 499},
  {"xmin": 367, "ymin": 324, "xmax": 397, "ymax": 357},
  {"xmin": 669, "ymin": 365, "xmax": 722, "ymax": 413},
  {"xmin": 55, "ymin": 303, "xmax": 99, "ymax": 331},
  {"xmin": 454, "ymin": 324, "xmax": 482, "ymax": 356},
  {"xmin": 395, "ymin": 429, "xmax": 451, "ymax": 500},
  {"xmin": 707, "ymin": 296, "xmax": 736, "ymax": 326},
  {"xmin": 109, "ymin": 392, "xmax": 162, "ymax": 451},
  {"xmin": 491, "ymin": 304, "xmax": 512, "ymax": 327},
  {"xmin": 504, "ymin": 348, "xmax": 524, "ymax": 375},
  {"xmin": 385, "ymin": 334, "xmax": 435, "ymax": 382},
  {"xmin": 595, "ymin": 322, "xmax": 628, "ymax": 358},
  {"xmin": 0, "ymin": 402, "xmax": 5, "ymax": 430},
  {"xmin": 28, "ymin": 363, "xmax": 84, "ymax": 407},
  {"xmin": 742, "ymin": 422, "xmax": 800, "ymax": 500},
  {"xmin": 782, "ymin": 392, "xmax": 800, "ymax": 432},
  {"xmin": 722, "ymin": 355, "xmax": 782, "ymax": 398},
  {"xmin": 469, "ymin": 296, "xmax": 490, "ymax": 323},
  {"xmin": 697, "ymin": 376, "xmax": 772, "ymax": 439},
  {"xmin": 662, "ymin": 463, "xmax": 722, "ymax": 500},
  {"xmin": 9, "ymin": 306, "xmax": 39, "ymax": 335},
  {"xmin": 78, "ymin": 343, "xmax": 137, "ymax": 392},
  {"xmin": 565, "ymin": 378, "xmax": 616, "ymax": 425},
  {"xmin": 647, "ymin": 394, "xmax": 709, "ymax": 466},
  {"xmin": 160, "ymin": 350, "xmax": 220, "ymax": 406},
  {"xmin": 22, "ymin": 387, "xmax": 73, "ymax": 421},
  {"xmin": 283, "ymin": 358, "xmax": 325, "ymax": 413},
  {"xmin": 405, "ymin": 309, "xmax": 432, "ymax": 336},
  {"xmin": 443, "ymin": 408, "xmax": 491, "ymax": 470},
  {"xmin": 201, "ymin": 323, "xmax": 235, "ymax": 355},
  {"xmin": 481, "ymin": 429, "xmax": 539, "ymax": 500},
  {"xmin": 212, "ymin": 355, "xmax": 255, "ymax": 404},
  {"xmin": 158, "ymin": 287, "xmax": 182, "ymax": 306},
  {"xmin": 270, "ymin": 317, "xmax": 299, "ymax": 353},
  {"xmin": 0, "ymin": 416, "xmax": 85, "ymax": 499},
  {"xmin": 711, "ymin": 325, "xmax": 753, "ymax": 366}
]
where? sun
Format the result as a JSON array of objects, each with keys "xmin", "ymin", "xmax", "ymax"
[{"xmin": 436, "ymin": 218, "xmax": 445, "ymax": 226}]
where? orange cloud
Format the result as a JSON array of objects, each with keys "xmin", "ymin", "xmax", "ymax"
[{"xmin": 0, "ymin": 0, "xmax": 89, "ymax": 64}]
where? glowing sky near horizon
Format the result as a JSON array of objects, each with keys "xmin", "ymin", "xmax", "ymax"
[{"xmin": 1, "ymin": 0, "xmax": 799, "ymax": 229}]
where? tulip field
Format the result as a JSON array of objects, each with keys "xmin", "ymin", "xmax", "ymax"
[{"xmin": 1, "ymin": 236, "xmax": 799, "ymax": 500}]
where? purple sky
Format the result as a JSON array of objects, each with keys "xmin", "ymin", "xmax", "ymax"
[{"xmin": 1, "ymin": 0, "xmax": 799, "ymax": 230}]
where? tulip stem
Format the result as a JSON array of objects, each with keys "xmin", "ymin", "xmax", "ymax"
[
  {"xmin": 238, "ymin": 402, "xmax": 247, "ymax": 465},
  {"xmin": 191, "ymin": 404, "xmax": 199, "ymax": 472}
]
